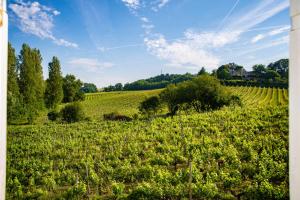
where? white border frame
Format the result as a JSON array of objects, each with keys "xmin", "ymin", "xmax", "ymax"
[
  {"xmin": 0, "ymin": 0, "xmax": 299, "ymax": 199},
  {"xmin": 0, "ymin": 0, "xmax": 7, "ymax": 199},
  {"xmin": 290, "ymin": 0, "xmax": 300, "ymax": 199}
]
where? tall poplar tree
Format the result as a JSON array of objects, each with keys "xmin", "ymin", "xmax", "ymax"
[
  {"xmin": 32, "ymin": 48, "xmax": 45, "ymax": 109},
  {"xmin": 45, "ymin": 56, "xmax": 63, "ymax": 108},
  {"xmin": 18, "ymin": 44, "xmax": 45, "ymax": 123},
  {"xmin": 7, "ymin": 43, "xmax": 21, "ymax": 123}
]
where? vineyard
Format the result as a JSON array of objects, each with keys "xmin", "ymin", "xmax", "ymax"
[
  {"xmin": 230, "ymin": 87, "xmax": 288, "ymax": 106},
  {"xmin": 6, "ymin": 86, "xmax": 289, "ymax": 199}
]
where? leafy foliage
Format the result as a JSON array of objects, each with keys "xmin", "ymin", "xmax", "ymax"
[
  {"xmin": 160, "ymin": 75, "xmax": 240, "ymax": 115},
  {"xmin": 103, "ymin": 112, "xmax": 133, "ymax": 121},
  {"xmin": 47, "ymin": 110, "xmax": 60, "ymax": 121},
  {"xmin": 7, "ymin": 104, "xmax": 288, "ymax": 199},
  {"xmin": 80, "ymin": 83, "xmax": 98, "ymax": 93},
  {"xmin": 62, "ymin": 74, "xmax": 84, "ymax": 103},
  {"xmin": 60, "ymin": 102, "xmax": 85, "ymax": 123},
  {"xmin": 18, "ymin": 44, "xmax": 45, "ymax": 123},
  {"xmin": 45, "ymin": 56, "xmax": 64, "ymax": 109},
  {"xmin": 7, "ymin": 43, "xmax": 23, "ymax": 123},
  {"xmin": 139, "ymin": 96, "xmax": 161, "ymax": 116}
]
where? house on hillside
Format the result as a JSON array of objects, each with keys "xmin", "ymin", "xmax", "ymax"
[
  {"xmin": 244, "ymin": 71, "xmax": 257, "ymax": 80},
  {"xmin": 228, "ymin": 66, "xmax": 257, "ymax": 80},
  {"xmin": 229, "ymin": 67, "xmax": 247, "ymax": 77}
]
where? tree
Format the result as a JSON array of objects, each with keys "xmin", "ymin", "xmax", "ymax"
[
  {"xmin": 18, "ymin": 44, "xmax": 45, "ymax": 123},
  {"xmin": 80, "ymin": 83, "xmax": 98, "ymax": 93},
  {"xmin": 114, "ymin": 83, "xmax": 123, "ymax": 91},
  {"xmin": 139, "ymin": 96, "xmax": 161, "ymax": 116},
  {"xmin": 32, "ymin": 48, "xmax": 45, "ymax": 110},
  {"xmin": 267, "ymin": 59, "xmax": 289, "ymax": 78},
  {"xmin": 252, "ymin": 64, "xmax": 266, "ymax": 78},
  {"xmin": 45, "ymin": 56, "xmax": 63, "ymax": 108},
  {"xmin": 216, "ymin": 65, "xmax": 231, "ymax": 80},
  {"xmin": 160, "ymin": 75, "xmax": 240, "ymax": 115},
  {"xmin": 253, "ymin": 64, "xmax": 266, "ymax": 74},
  {"xmin": 62, "ymin": 74, "xmax": 84, "ymax": 103},
  {"xmin": 60, "ymin": 102, "xmax": 85, "ymax": 123},
  {"xmin": 198, "ymin": 67, "xmax": 208, "ymax": 76},
  {"xmin": 7, "ymin": 43, "xmax": 22, "ymax": 123},
  {"xmin": 264, "ymin": 70, "xmax": 281, "ymax": 81}
]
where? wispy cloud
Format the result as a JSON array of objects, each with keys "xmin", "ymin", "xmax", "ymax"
[
  {"xmin": 151, "ymin": 0, "xmax": 170, "ymax": 11},
  {"xmin": 121, "ymin": 0, "xmax": 140, "ymax": 10},
  {"xmin": 9, "ymin": 0, "xmax": 78, "ymax": 48},
  {"xmin": 68, "ymin": 58, "xmax": 114, "ymax": 72},
  {"xmin": 236, "ymin": 35, "xmax": 288, "ymax": 57},
  {"xmin": 251, "ymin": 34, "xmax": 265, "ymax": 43},
  {"xmin": 251, "ymin": 25, "xmax": 290, "ymax": 43},
  {"xmin": 140, "ymin": 17, "xmax": 149, "ymax": 23},
  {"xmin": 142, "ymin": 0, "xmax": 289, "ymax": 69},
  {"xmin": 144, "ymin": 34, "xmax": 220, "ymax": 68},
  {"xmin": 121, "ymin": 0, "xmax": 171, "ymax": 12}
]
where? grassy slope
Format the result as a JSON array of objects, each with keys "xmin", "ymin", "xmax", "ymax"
[{"xmin": 83, "ymin": 89, "xmax": 162, "ymax": 119}]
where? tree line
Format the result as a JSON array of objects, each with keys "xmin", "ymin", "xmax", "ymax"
[
  {"xmin": 7, "ymin": 43, "xmax": 89, "ymax": 124},
  {"xmin": 103, "ymin": 73, "xmax": 194, "ymax": 91},
  {"xmin": 103, "ymin": 59, "xmax": 289, "ymax": 92}
]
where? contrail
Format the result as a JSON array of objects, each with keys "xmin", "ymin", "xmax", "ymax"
[{"xmin": 218, "ymin": 0, "xmax": 240, "ymax": 30}]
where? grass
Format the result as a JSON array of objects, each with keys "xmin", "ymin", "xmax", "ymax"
[{"xmin": 82, "ymin": 89, "xmax": 162, "ymax": 119}]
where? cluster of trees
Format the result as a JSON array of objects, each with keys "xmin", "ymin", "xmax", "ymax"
[
  {"xmin": 103, "ymin": 83, "xmax": 123, "ymax": 92},
  {"xmin": 252, "ymin": 59, "xmax": 288, "ymax": 81},
  {"xmin": 7, "ymin": 43, "xmax": 86, "ymax": 124},
  {"xmin": 103, "ymin": 73, "xmax": 194, "ymax": 92},
  {"xmin": 139, "ymin": 75, "xmax": 241, "ymax": 116},
  {"xmin": 80, "ymin": 83, "xmax": 98, "ymax": 93},
  {"xmin": 215, "ymin": 59, "xmax": 288, "ymax": 82}
]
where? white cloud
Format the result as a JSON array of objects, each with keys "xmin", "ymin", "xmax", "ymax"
[
  {"xmin": 251, "ymin": 34, "xmax": 265, "ymax": 43},
  {"xmin": 269, "ymin": 25, "xmax": 290, "ymax": 35},
  {"xmin": 236, "ymin": 35, "xmax": 288, "ymax": 56},
  {"xmin": 121, "ymin": 0, "xmax": 140, "ymax": 10},
  {"xmin": 225, "ymin": 0, "xmax": 289, "ymax": 33},
  {"xmin": 157, "ymin": 0, "xmax": 170, "ymax": 8},
  {"xmin": 144, "ymin": 34, "xmax": 220, "ymax": 68},
  {"xmin": 152, "ymin": 0, "xmax": 170, "ymax": 11},
  {"xmin": 121, "ymin": 0, "xmax": 170, "ymax": 12},
  {"xmin": 9, "ymin": 0, "xmax": 78, "ymax": 48},
  {"xmin": 143, "ymin": 0, "xmax": 289, "ymax": 69},
  {"xmin": 251, "ymin": 25, "xmax": 290, "ymax": 43},
  {"xmin": 53, "ymin": 38, "xmax": 78, "ymax": 48},
  {"xmin": 68, "ymin": 58, "xmax": 114, "ymax": 72},
  {"xmin": 53, "ymin": 10, "xmax": 60, "ymax": 16},
  {"xmin": 140, "ymin": 17, "xmax": 149, "ymax": 23}
]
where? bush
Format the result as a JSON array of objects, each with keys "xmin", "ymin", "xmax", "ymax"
[
  {"xmin": 103, "ymin": 112, "xmax": 132, "ymax": 121},
  {"xmin": 60, "ymin": 102, "xmax": 85, "ymax": 123},
  {"xmin": 47, "ymin": 110, "xmax": 60, "ymax": 121},
  {"xmin": 160, "ymin": 75, "xmax": 240, "ymax": 115},
  {"xmin": 139, "ymin": 96, "xmax": 161, "ymax": 116}
]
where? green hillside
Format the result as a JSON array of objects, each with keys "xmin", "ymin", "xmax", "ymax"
[
  {"xmin": 6, "ymin": 87, "xmax": 289, "ymax": 199},
  {"xmin": 83, "ymin": 89, "xmax": 162, "ymax": 119}
]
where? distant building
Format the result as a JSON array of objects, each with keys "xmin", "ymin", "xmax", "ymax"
[
  {"xmin": 244, "ymin": 71, "xmax": 257, "ymax": 80},
  {"xmin": 228, "ymin": 67, "xmax": 257, "ymax": 80}
]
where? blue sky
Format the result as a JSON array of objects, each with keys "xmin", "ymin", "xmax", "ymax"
[{"xmin": 8, "ymin": 0, "xmax": 290, "ymax": 87}]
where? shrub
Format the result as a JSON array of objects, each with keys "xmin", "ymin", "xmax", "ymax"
[
  {"xmin": 139, "ymin": 96, "xmax": 161, "ymax": 116},
  {"xmin": 103, "ymin": 112, "xmax": 132, "ymax": 121},
  {"xmin": 47, "ymin": 110, "xmax": 60, "ymax": 121},
  {"xmin": 112, "ymin": 182, "xmax": 125, "ymax": 196},
  {"xmin": 160, "ymin": 75, "xmax": 240, "ymax": 115},
  {"xmin": 60, "ymin": 102, "xmax": 85, "ymax": 123}
]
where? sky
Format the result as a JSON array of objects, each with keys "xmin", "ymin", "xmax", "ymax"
[{"xmin": 8, "ymin": 0, "xmax": 290, "ymax": 87}]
